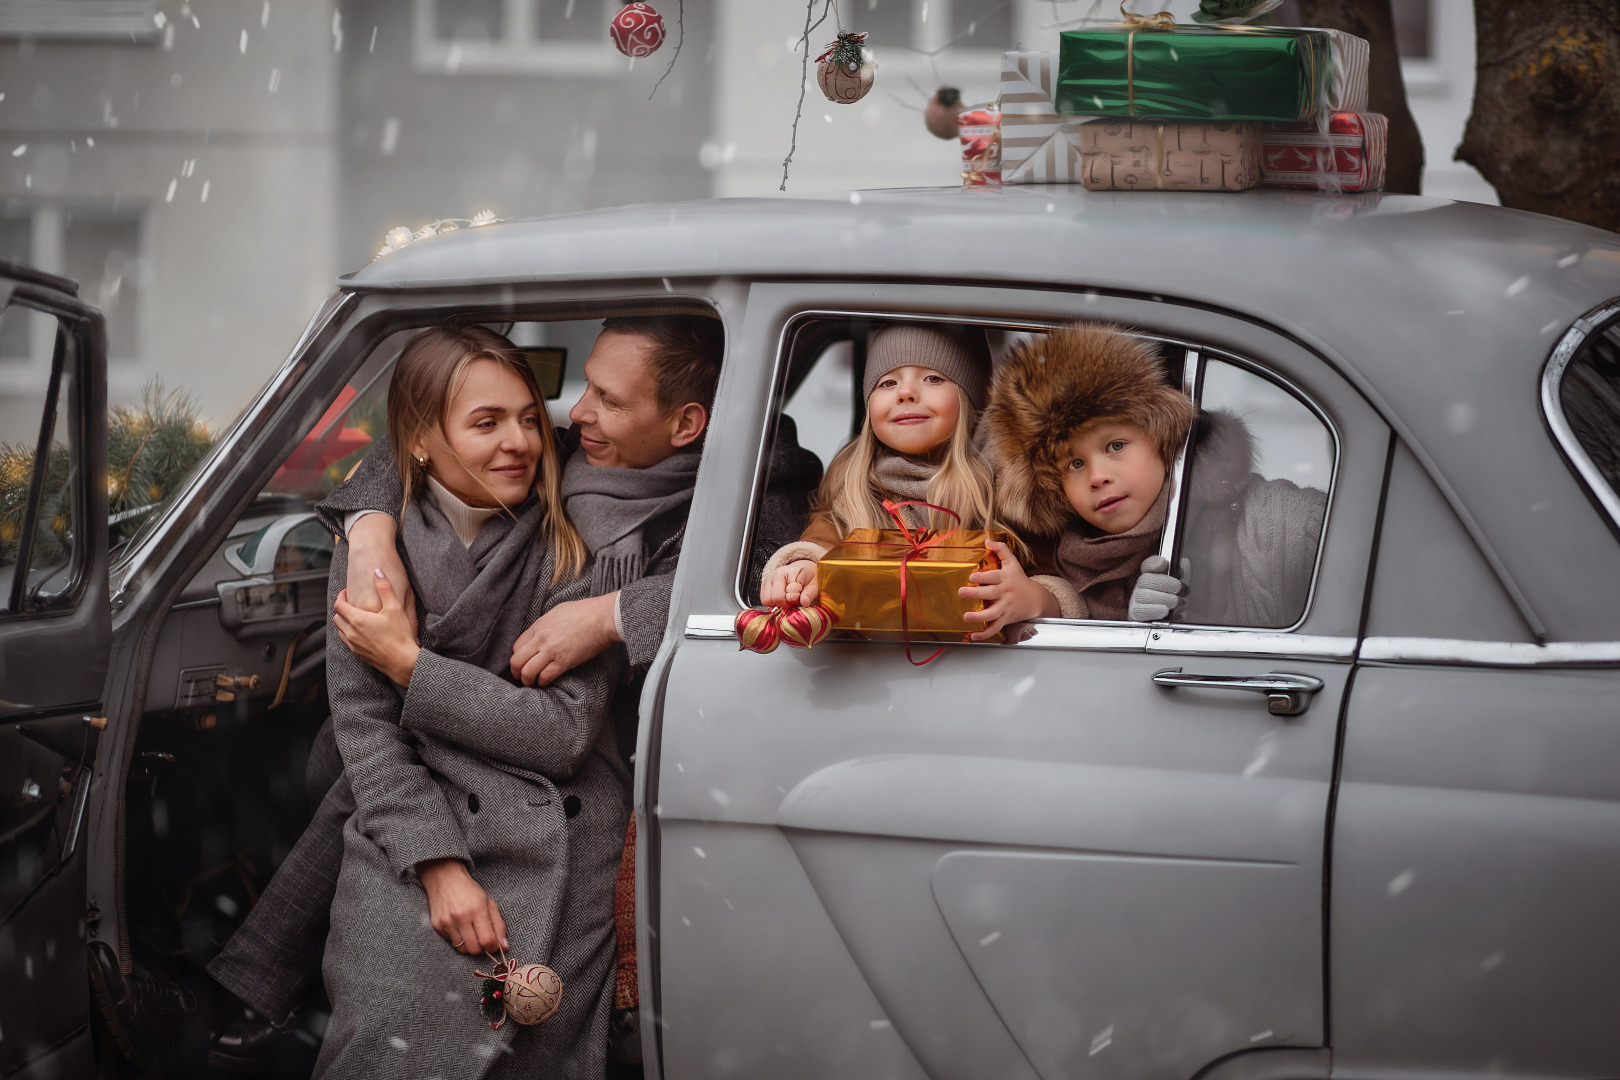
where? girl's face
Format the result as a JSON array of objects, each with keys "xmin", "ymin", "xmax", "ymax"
[
  {"xmin": 868, "ymin": 366, "xmax": 961, "ymax": 457},
  {"xmin": 1061, "ymin": 420, "xmax": 1167, "ymax": 534},
  {"xmin": 414, "ymin": 358, "xmax": 544, "ymax": 509}
]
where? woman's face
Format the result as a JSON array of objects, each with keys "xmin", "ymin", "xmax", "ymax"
[
  {"xmin": 868, "ymin": 366, "xmax": 962, "ymax": 457},
  {"xmin": 414, "ymin": 358, "xmax": 544, "ymax": 509}
]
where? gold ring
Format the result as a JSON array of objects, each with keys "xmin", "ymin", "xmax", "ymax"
[{"xmin": 452, "ymin": 939, "xmax": 465, "ymax": 947}]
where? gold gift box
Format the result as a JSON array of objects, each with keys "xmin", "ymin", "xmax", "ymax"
[{"xmin": 818, "ymin": 529, "xmax": 1007, "ymax": 642}]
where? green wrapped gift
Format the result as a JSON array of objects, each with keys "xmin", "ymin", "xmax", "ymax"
[{"xmin": 1056, "ymin": 23, "xmax": 1332, "ymax": 122}]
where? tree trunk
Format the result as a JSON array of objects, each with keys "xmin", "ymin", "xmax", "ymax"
[
  {"xmin": 1458, "ymin": 2, "xmax": 1620, "ymax": 231},
  {"xmin": 1295, "ymin": 0, "xmax": 1425, "ymax": 195}
]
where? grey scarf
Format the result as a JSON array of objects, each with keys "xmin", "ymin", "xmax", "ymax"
[
  {"xmin": 1055, "ymin": 480, "xmax": 1170, "ymax": 621},
  {"xmin": 871, "ymin": 448, "xmax": 944, "ymax": 529},
  {"xmin": 400, "ymin": 488, "xmax": 549, "ymax": 678},
  {"xmin": 562, "ymin": 444, "xmax": 701, "ymax": 595}
]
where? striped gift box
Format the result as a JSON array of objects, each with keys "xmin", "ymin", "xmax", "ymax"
[
  {"xmin": 1261, "ymin": 111, "xmax": 1387, "ymax": 192},
  {"xmin": 1000, "ymin": 50, "xmax": 1093, "ymax": 184},
  {"xmin": 1315, "ymin": 28, "xmax": 1370, "ymax": 113}
]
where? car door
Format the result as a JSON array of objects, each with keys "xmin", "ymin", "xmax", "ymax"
[
  {"xmin": 648, "ymin": 282, "xmax": 1388, "ymax": 1080},
  {"xmin": 0, "ymin": 263, "xmax": 110, "ymax": 1079}
]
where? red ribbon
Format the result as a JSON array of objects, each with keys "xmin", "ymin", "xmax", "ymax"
[{"xmin": 840, "ymin": 499, "xmax": 964, "ymax": 666}]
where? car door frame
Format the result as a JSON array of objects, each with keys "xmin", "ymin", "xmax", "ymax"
[
  {"xmin": 0, "ymin": 261, "xmax": 109, "ymax": 1080},
  {"xmin": 649, "ymin": 279, "xmax": 1391, "ymax": 1080}
]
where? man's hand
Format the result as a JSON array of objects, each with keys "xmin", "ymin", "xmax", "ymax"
[
  {"xmin": 333, "ymin": 572, "xmax": 420, "ymax": 685},
  {"xmin": 959, "ymin": 539, "xmax": 1059, "ymax": 640},
  {"xmin": 510, "ymin": 591, "xmax": 621, "ymax": 687},
  {"xmin": 760, "ymin": 560, "xmax": 819, "ymax": 608},
  {"xmin": 345, "ymin": 514, "xmax": 418, "ymax": 636},
  {"xmin": 417, "ymin": 859, "xmax": 508, "ymax": 957}
]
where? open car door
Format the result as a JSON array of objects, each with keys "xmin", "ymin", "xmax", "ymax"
[{"xmin": 0, "ymin": 260, "xmax": 109, "ymax": 1079}]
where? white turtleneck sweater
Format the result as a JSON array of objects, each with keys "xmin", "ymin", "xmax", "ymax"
[{"xmin": 422, "ymin": 475, "xmax": 501, "ymax": 548}]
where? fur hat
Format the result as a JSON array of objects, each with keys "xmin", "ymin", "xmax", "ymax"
[
  {"xmin": 863, "ymin": 323, "xmax": 992, "ymax": 410},
  {"xmin": 981, "ymin": 322, "xmax": 1196, "ymax": 535}
]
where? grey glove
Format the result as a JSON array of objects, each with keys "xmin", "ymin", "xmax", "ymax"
[{"xmin": 1128, "ymin": 555, "xmax": 1186, "ymax": 622}]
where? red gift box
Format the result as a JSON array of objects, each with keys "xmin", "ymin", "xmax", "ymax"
[
  {"xmin": 1261, "ymin": 112, "xmax": 1387, "ymax": 193},
  {"xmin": 960, "ymin": 106, "xmax": 1001, "ymax": 187}
]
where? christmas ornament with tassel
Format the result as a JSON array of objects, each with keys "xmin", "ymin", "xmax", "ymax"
[
  {"xmin": 475, "ymin": 952, "xmax": 564, "ymax": 1030},
  {"xmin": 817, "ymin": 31, "xmax": 876, "ymax": 104}
]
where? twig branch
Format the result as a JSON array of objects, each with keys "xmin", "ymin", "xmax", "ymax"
[
  {"xmin": 781, "ymin": 0, "xmax": 835, "ymax": 192},
  {"xmin": 648, "ymin": 0, "xmax": 685, "ymax": 100}
]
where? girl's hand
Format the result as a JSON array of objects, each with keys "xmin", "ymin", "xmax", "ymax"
[
  {"xmin": 761, "ymin": 560, "xmax": 820, "ymax": 608},
  {"xmin": 417, "ymin": 858, "xmax": 508, "ymax": 956},
  {"xmin": 959, "ymin": 539, "xmax": 1059, "ymax": 640},
  {"xmin": 345, "ymin": 516, "xmax": 418, "ymax": 636},
  {"xmin": 333, "ymin": 570, "xmax": 421, "ymax": 685}
]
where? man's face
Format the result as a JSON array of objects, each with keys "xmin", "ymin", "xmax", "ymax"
[{"xmin": 569, "ymin": 330, "xmax": 684, "ymax": 469}]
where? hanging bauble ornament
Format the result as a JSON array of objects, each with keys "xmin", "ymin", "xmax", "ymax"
[
  {"xmin": 816, "ymin": 31, "xmax": 876, "ymax": 105},
  {"xmin": 610, "ymin": 2, "xmax": 666, "ymax": 57},
  {"xmin": 924, "ymin": 87, "xmax": 965, "ymax": 140},
  {"xmin": 778, "ymin": 602, "xmax": 834, "ymax": 650},
  {"xmin": 475, "ymin": 958, "xmax": 564, "ymax": 1030},
  {"xmin": 735, "ymin": 607, "xmax": 782, "ymax": 654}
]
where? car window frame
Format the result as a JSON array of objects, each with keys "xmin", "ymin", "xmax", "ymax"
[
  {"xmin": 1542, "ymin": 297, "xmax": 1620, "ymax": 541},
  {"xmin": 738, "ymin": 309, "xmax": 1340, "ymax": 638}
]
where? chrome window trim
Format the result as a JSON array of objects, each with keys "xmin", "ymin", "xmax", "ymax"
[
  {"xmin": 1542, "ymin": 299, "xmax": 1620, "ymax": 535},
  {"xmin": 686, "ymin": 613, "xmax": 740, "ymax": 640},
  {"xmin": 1360, "ymin": 636, "xmax": 1620, "ymax": 668},
  {"xmin": 1147, "ymin": 627, "xmax": 1356, "ymax": 661}
]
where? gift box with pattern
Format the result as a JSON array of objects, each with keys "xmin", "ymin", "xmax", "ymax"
[
  {"xmin": 959, "ymin": 106, "xmax": 1002, "ymax": 185},
  {"xmin": 1077, "ymin": 119, "xmax": 1263, "ymax": 191},
  {"xmin": 1056, "ymin": 24, "xmax": 1359, "ymax": 123},
  {"xmin": 1000, "ymin": 50, "xmax": 1092, "ymax": 184},
  {"xmin": 1261, "ymin": 111, "xmax": 1387, "ymax": 192},
  {"xmin": 818, "ymin": 528, "xmax": 1007, "ymax": 642}
]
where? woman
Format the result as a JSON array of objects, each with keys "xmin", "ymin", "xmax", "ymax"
[{"xmin": 316, "ymin": 323, "xmax": 628, "ymax": 1079}]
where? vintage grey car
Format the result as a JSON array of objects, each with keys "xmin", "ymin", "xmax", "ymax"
[{"xmin": 3, "ymin": 185, "xmax": 1619, "ymax": 1080}]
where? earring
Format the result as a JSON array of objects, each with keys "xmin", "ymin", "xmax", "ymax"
[{"xmin": 415, "ymin": 455, "xmax": 427, "ymax": 466}]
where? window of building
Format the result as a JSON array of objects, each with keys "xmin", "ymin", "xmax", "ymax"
[
  {"xmin": 0, "ymin": 0, "xmax": 158, "ymax": 40},
  {"xmin": 0, "ymin": 206, "xmax": 142, "ymax": 364},
  {"xmin": 852, "ymin": 0, "xmax": 1013, "ymax": 54},
  {"xmin": 415, "ymin": 0, "xmax": 619, "ymax": 75}
]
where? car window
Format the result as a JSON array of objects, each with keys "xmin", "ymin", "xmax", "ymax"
[
  {"xmin": 1551, "ymin": 312, "xmax": 1620, "ymax": 530},
  {"xmin": 0, "ymin": 300, "xmax": 82, "ymax": 615},
  {"xmin": 1172, "ymin": 357, "xmax": 1332, "ymax": 630}
]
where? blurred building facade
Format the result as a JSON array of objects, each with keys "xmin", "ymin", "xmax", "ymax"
[{"xmin": 1, "ymin": 0, "xmax": 1489, "ymax": 436}]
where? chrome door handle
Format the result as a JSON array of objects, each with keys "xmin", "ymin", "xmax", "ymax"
[{"xmin": 1151, "ymin": 669, "xmax": 1325, "ymax": 717}]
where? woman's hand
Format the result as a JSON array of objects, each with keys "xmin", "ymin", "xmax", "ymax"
[
  {"xmin": 333, "ymin": 571, "xmax": 421, "ymax": 685},
  {"xmin": 345, "ymin": 515, "xmax": 418, "ymax": 636},
  {"xmin": 417, "ymin": 858, "xmax": 508, "ymax": 956},
  {"xmin": 761, "ymin": 560, "xmax": 819, "ymax": 608},
  {"xmin": 959, "ymin": 539, "xmax": 1059, "ymax": 640}
]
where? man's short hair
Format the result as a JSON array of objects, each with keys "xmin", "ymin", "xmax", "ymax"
[{"xmin": 600, "ymin": 315, "xmax": 724, "ymax": 417}]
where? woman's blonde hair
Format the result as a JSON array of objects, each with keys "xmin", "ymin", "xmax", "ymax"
[
  {"xmin": 385, "ymin": 322, "xmax": 587, "ymax": 584},
  {"xmin": 814, "ymin": 383, "xmax": 1002, "ymax": 536}
]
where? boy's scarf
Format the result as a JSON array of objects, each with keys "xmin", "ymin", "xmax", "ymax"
[
  {"xmin": 1055, "ymin": 481, "xmax": 1170, "ymax": 621},
  {"xmin": 401, "ymin": 489, "xmax": 549, "ymax": 678},
  {"xmin": 562, "ymin": 444, "xmax": 701, "ymax": 595}
]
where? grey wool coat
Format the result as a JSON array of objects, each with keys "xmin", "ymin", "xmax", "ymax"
[{"xmin": 314, "ymin": 537, "xmax": 630, "ymax": 1080}]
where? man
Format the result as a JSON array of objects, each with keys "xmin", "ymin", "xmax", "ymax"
[{"xmin": 90, "ymin": 314, "xmax": 821, "ymax": 1075}]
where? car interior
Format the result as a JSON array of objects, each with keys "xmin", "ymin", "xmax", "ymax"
[{"xmin": 116, "ymin": 306, "xmax": 1334, "ymax": 1065}]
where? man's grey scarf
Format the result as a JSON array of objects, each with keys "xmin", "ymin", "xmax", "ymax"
[
  {"xmin": 562, "ymin": 444, "xmax": 701, "ymax": 595},
  {"xmin": 401, "ymin": 489, "xmax": 549, "ymax": 678}
]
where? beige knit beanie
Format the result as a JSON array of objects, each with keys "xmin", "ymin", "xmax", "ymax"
[{"xmin": 863, "ymin": 323, "xmax": 992, "ymax": 410}]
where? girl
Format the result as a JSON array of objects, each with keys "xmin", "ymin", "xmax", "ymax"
[
  {"xmin": 759, "ymin": 323, "xmax": 1004, "ymax": 618},
  {"xmin": 318, "ymin": 323, "xmax": 627, "ymax": 1080}
]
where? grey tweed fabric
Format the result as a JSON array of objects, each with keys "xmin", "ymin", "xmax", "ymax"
[{"xmin": 314, "ymin": 536, "xmax": 629, "ymax": 1080}]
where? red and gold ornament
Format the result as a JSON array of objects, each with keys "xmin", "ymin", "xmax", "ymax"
[
  {"xmin": 610, "ymin": 2, "xmax": 666, "ymax": 57},
  {"xmin": 735, "ymin": 601, "xmax": 835, "ymax": 654},
  {"xmin": 735, "ymin": 606, "xmax": 783, "ymax": 654}
]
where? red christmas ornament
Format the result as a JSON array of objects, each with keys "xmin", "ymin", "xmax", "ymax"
[
  {"xmin": 610, "ymin": 2, "xmax": 666, "ymax": 57},
  {"xmin": 778, "ymin": 602, "xmax": 834, "ymax": 650},
  {"xmin": 735, "ymin": 607, "xmax": 782, "ymax": 654}
]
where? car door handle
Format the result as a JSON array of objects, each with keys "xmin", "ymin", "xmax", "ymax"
[{"xmin": 1151, "ymin": 669, "xmax": 1325, "ymax": 717}]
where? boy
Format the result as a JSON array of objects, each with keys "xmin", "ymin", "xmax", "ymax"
[{"xmin": 961, "ymin": 322, "xmax": 1325, "ymax": 633}]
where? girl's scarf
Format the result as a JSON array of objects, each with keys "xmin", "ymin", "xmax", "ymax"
[
  {"xmin": 1055, "ymin": 481, "xmax": 1171, "ymax": 621},
  {"xmin": 401, "ymin": 488, "xmax": 550, "ymax": 678},
  {"xmin": 871, "ymin": 447, "xmax": 947, "ymax": 529},
  {"xmin": 562, "ymin": 444, "xmax": 701, "ymax": 595}
]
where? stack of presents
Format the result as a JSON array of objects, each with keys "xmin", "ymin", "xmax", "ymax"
[{"xmin": 961, "ymin": 13, "xmax": 1386, "ymax": 193}]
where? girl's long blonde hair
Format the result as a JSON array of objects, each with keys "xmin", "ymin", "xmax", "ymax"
[
  {"xmin": 814, "ymin": 384, "xmax": 1002, "ymax": 536},
  {"xmin": 386, "ymin": 322, "xmax": 587, "ymax": 584}
]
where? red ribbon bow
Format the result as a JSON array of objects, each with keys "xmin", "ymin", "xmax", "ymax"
[{"xmin": 864, "ymin": 498, "xmax": 961, "ymax": 666}]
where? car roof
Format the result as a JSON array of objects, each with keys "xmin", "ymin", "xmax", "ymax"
[{"xmin": 347, "ymin": 187, "xmax": 1620, "ymax": 640}]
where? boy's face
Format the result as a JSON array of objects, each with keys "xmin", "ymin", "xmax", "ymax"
[{"xmin": 1061, "ymin": 420, "xmax": 1168, "ymax": 534}]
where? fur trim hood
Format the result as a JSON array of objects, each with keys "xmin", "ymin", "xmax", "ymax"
[{"xmin": 981, "ymin": 323, "xmax": 1196, "ymax": 535}]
